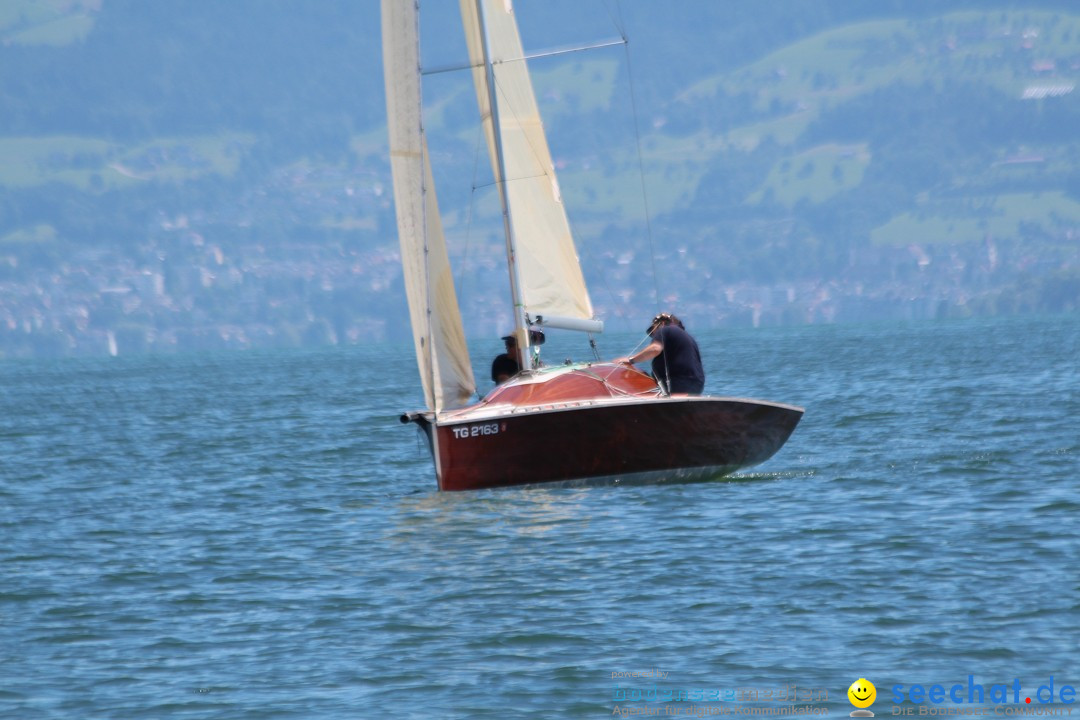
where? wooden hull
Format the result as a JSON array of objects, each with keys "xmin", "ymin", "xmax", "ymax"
[{"xmin": 404, "ymin": 364, "xmax": 803, "ymax": 492}]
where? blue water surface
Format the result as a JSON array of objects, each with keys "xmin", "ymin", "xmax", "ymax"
[{"xmin": 2, "ymin": 315, "xmax": 1077, "ymax": 718}]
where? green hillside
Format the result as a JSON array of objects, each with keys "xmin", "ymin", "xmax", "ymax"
[
  {"xmin": 0, "ymin": 0, "xmax": 99, "ymax": 46},
  {"xmin": 565, "ymin": 11, "xmax": 1080, "ymax": 222},
  {"xmin": 0, "ymin": 2, "xmax": 1077, "ymax": 357}
]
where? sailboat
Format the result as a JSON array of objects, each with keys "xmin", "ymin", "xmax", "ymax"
[{"xmin": 382, "ymin": 0, "xmax": 802, "ymax": 491}]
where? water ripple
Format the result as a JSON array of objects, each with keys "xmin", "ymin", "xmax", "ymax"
[{"xmin": 2, "ymin": 317, "xmax": 1078, "ymax": 718}]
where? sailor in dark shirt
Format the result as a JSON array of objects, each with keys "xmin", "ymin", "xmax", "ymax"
[
  {"xmin": 491, "ymin": 328, "xmax": 546, "ymax": 384},
  {"xmin": 618, "ymin": 312, "xmax": 705, "ymax": 395},
  {"xmin": 491, "ymin": 335, "xmax": 520, "ymax": 384}
]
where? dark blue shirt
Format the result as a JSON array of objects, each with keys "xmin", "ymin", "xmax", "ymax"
[
  {"xmin": 490, "ymin": 353, "xmax": 518, "ymax": 383},
  {"xmin": 650, "ymin": 325, "xmax": 705, "ymax": 395}
]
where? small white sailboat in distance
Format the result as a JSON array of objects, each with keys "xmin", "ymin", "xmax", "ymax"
[{"xmin": 383, "ymin": 0, "xmax": 802, "ymax": 491}]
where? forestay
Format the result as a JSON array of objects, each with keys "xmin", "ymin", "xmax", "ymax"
[{"xmin": 382, "ymin": 0, "xmax": 476, "ymax": 411}]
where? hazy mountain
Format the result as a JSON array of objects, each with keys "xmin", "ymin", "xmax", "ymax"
[{"xmin": 1, "ymin": 0, "xmax": 1078, "ymax": 357}]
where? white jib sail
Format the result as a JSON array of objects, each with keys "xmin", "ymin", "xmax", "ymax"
[
  {"xmin": 460, "ymin": 0, "xmax": 596, "ymax": 325},
  {"xmin": 382, "ymin": 0, "xmax": 476, "ymax": 411}
]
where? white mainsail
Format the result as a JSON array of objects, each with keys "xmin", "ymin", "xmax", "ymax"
[
  {"xmin": 382, "ymin": 0, "xmax": 476, "ymax": 411},
  {"xmin": 460, "ymin": 0, "xmax": 596, "ymax": 328}
]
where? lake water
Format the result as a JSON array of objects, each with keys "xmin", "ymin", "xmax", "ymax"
[{"xmin": 3, "ymin": 315, "xmax": 1078, "ymax": 718}]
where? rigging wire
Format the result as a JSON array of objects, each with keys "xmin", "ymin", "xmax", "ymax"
[
  {"xmin": 587, "ymin": 333, "xmax": 601, "ymax": 362},
  {"xmin": 488, "ymin": 58, "xmax": 621, "ymax": 358},
  {"xmin": 614, "ymin": 0, "xmax": 663, "ymax": 313},
  {"xmin": 603, "ymin": 0, "xmax": 626, "ymax": 42},
  {"xmin": 411, "ymin": 4, "xmax": 442, "ymax": 414},
  {"xmin": 459, "ymin": 118, "xmax": 487, "ymax": 274},
  {"xmin": 454, "ymin": 3, "xmax": 666, "ymax": 362},
  {"xmin": 486, "ymin": 22, "xmax": 633, "ymax": 343}
]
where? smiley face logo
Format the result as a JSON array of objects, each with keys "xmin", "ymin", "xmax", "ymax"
[{"xmin": 848, "ymin": 678, "xmax": 876, "ymax": 709}]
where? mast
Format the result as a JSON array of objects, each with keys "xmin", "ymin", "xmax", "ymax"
[{"xmin": 474, "ymin": 0, "xmax": 534, "ymax": 370}]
